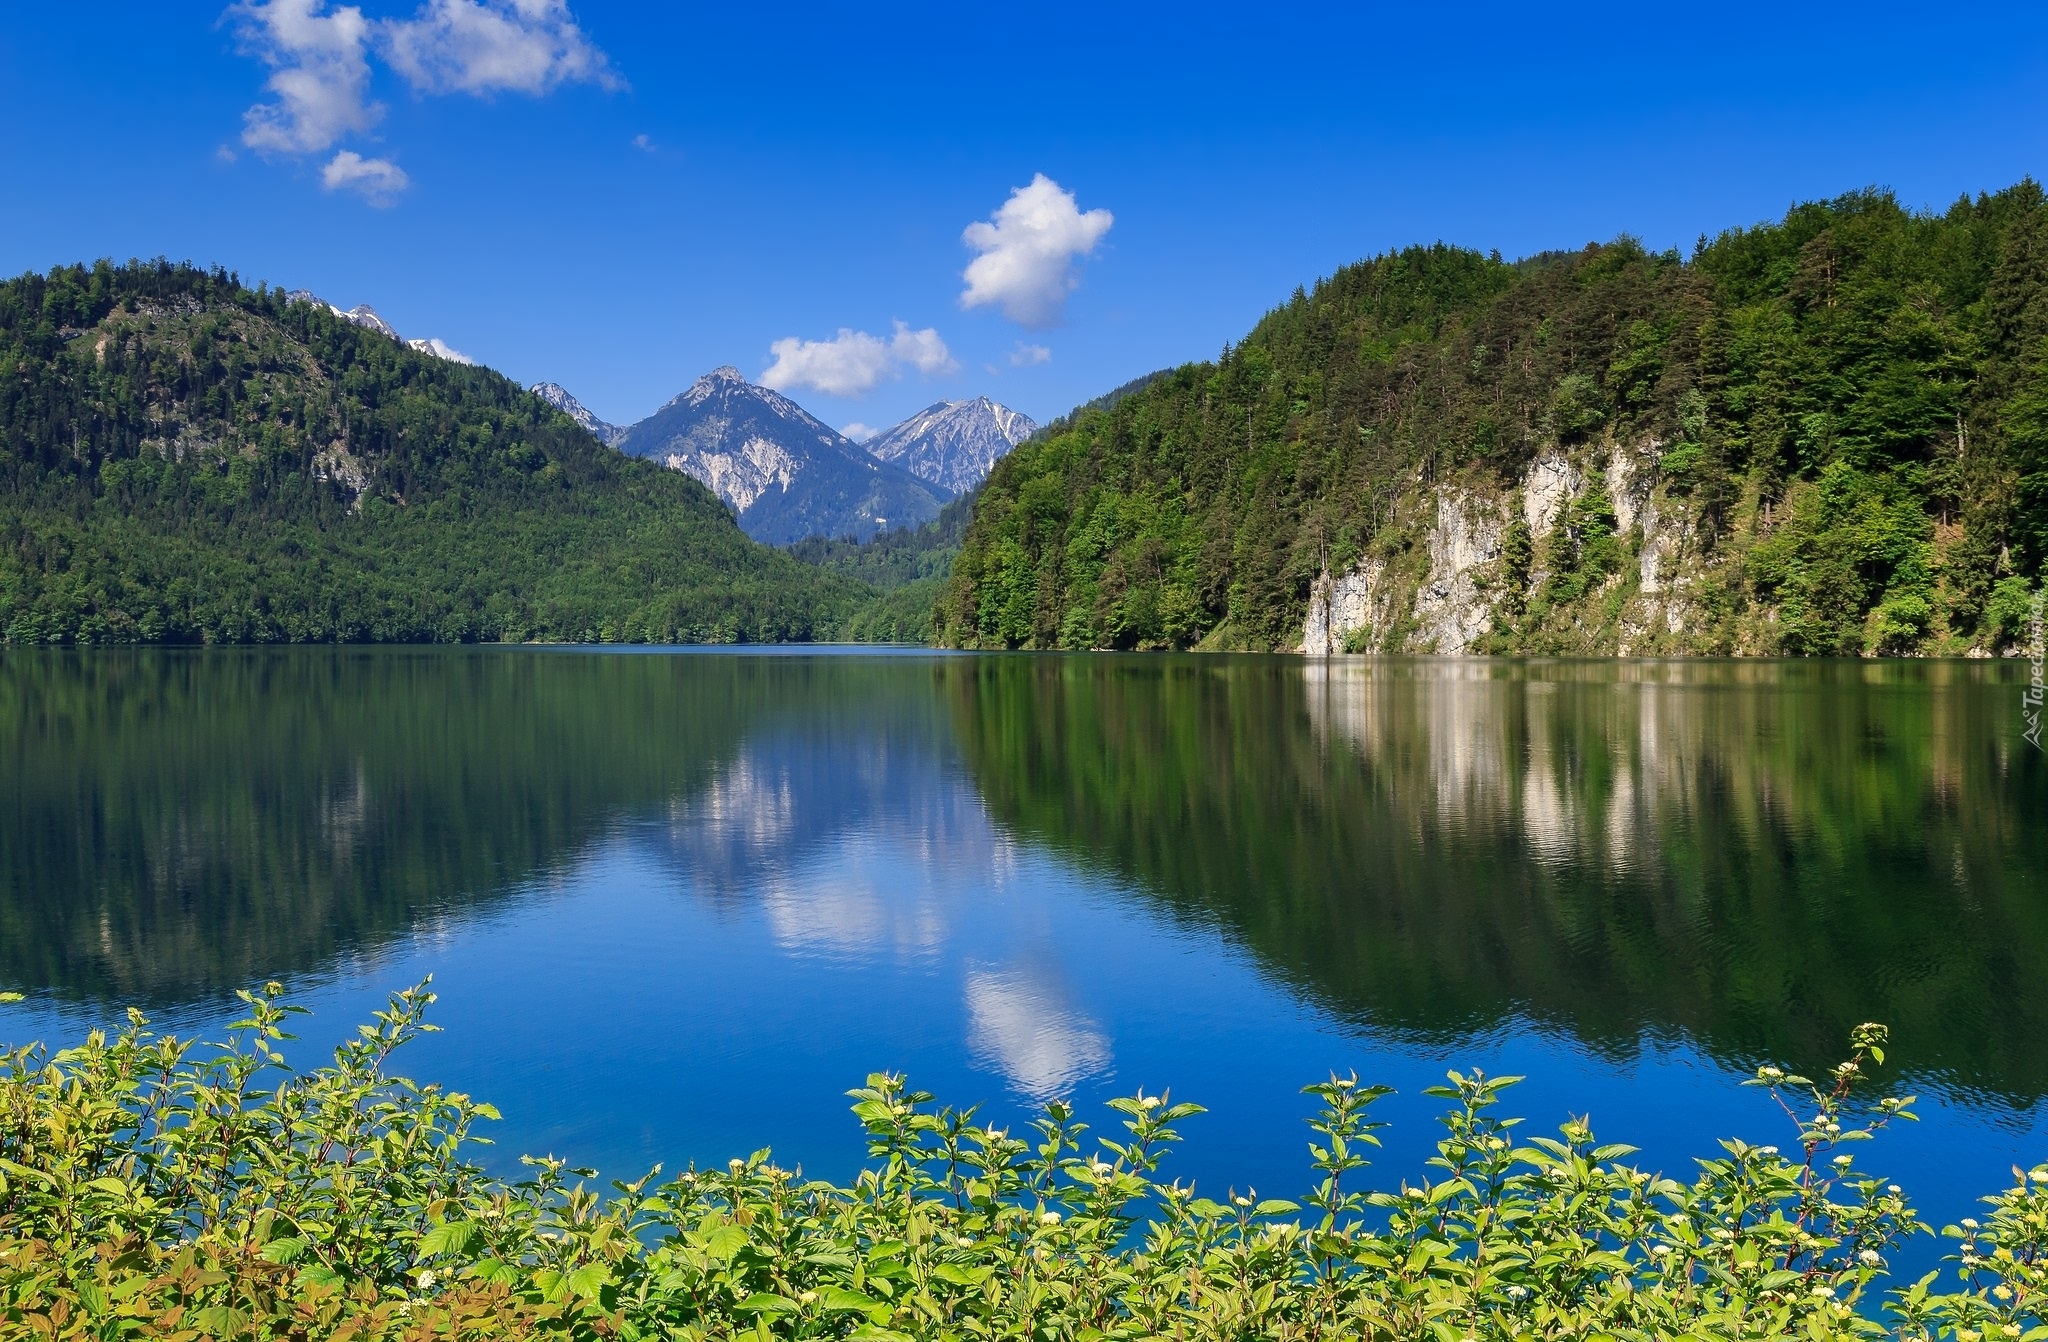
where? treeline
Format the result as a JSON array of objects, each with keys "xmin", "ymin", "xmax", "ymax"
[
  {"xmin": 0, "ymin": 260, "xmax": 864, "ymax": 644},
  {"xmin": 788, "ymin": 494, "xmax": 976, "ymax": 642},
  {"xmin": 939, "ymin": 183, "xmax": 2048, "ymax": 653}
]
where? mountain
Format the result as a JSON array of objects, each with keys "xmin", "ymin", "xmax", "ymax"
[
  {"xmin": 530, "ymin": 381, "xmax": 624, "ymax": 446},
  {"xmin": 0, "ymin": 261, "xmax": 864, "ymax": 644},
  {"xmin": 862, "ymin": 397, "xmax": 1038, "ymax": 495},
  {"xmin": 614, "ymin": 366, "xmax": 948, "ymax": 545},
  {"xmin": 940, "ymin": 181, "xmax": 2048, "ymax": 656},
  {"xmin": 284, "ymin": 289, "xmax": 474, "ymax": 365}
]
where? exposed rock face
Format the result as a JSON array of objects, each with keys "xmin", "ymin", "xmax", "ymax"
[
  {"xmin": 1305, "ymin": 439, "xmax": 1705, "ymax": 656},
  {"xmin": 614, "ymin": 367, "xmax": 947, "ymax": 545},
  {"xmin": 1523, "ymin": 453, "xmax": 1583, "ymax": 535},
  {"xmin": 1413, "ymin": 492, "xmax": 1507, "ymax": 653},
  {"xmin": 1305, "ymin": 559, "xmax": 1390, "ymax": 655},
  {"xmin": 529, "ymin": 382, "xmax": 625, "ymax": 446},
  {"xmin": 283, "ymin": 290, "xmax": 472, "ymax": 363},
  {"xmin": 863, "ymin": 397, "xmax": 1039, "ymax": 495}
]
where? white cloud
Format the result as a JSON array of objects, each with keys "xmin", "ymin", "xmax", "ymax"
[
  {"xmin": 964, "ymin": 964, "xmax": 1112, "ymax": 1100},
  {"xmin": 631, "ymin": 132, "xmax": 654, "ymax": 151},
  {"xmin": 407, "ymin": 336, "xmax": 476, "ymax": 363},
  {"xmin": 231, "ymin": 0, "xmax": 617, "ymax": 199},
  {"xmin": 233, "ymin": 0, "xmax": 381, "ymax": 155},
  {"xmin": 321, "ymin": 149, "xmax": 409, "ymax": 203},
  {"xmin": 960, "ymin": 174, "xmax": 1113, "ymax": 328},
  {"xmin": 890, "ymin": 323, "xmax": 958, "ymax": 376},
  {"xmin": 379, "ymin": 0, "xmax": 620, "ymax": 96},
  {"xmin": 840, "ymin": 422, "xmax": 880, "ymax": 443},
  {"xmin": 760, "ymin": 321, "xmax": 958, "ymax": 398},
  {"xmin": 1009, "ymin": 342, "xmax": 1052, "ymax": 367}
]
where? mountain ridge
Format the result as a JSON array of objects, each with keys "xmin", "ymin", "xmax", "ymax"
[
  {"xmin": 610, "ymin": 367, "xmax": 950, "ymax": 545},
  {"xmin": 0, "ymin": 261, "xmax": 863, "ymax": 644},
  {"xmin": 864, "ymin": 397, "xmax": 1038, "ymax": 495},
  {"xmin": 939, "ymin": 182, "xmax": 2048, "ymax": 656}
]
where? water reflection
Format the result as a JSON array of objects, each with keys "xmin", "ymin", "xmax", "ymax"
[
  {"xmin": 948, "ymin": 655, "xmax": 2048, "ymax": 1105},
  {"xmin": 638, "ymin": 710, "xmax": 1114, "ymax": 1096},
  {"xmin": 2, "ymin": 648, "xmax": 2043, "ymax": 1118},
  {"xmin": 964, "ymin": 960, "xmax": 1113, "ymax": 1100}
]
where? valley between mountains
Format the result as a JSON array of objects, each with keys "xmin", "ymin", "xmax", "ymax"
[{"xmin": 2, "ymin": 179, "xmax": 2044, "ymax": 654}]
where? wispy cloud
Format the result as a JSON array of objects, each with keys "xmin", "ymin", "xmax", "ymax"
[
  {"xmin": 379, "ymin": 0, "xmax": 620, "ymax": 96},
  {"xmin": 1009, "ymin": 342, "xmax": 1052, "ymax": 367},
  {"xmin": 229, "ymin": 0, "xmax": 617, "ymax": 201},
  {"xmin": 631, "ymin": 132, "xmax": 654, "ymax": 151},
  {"xmin": 760, "ymin": 321, "xmax": 959, "ymax": 398},
  {"xmin": 407, "ymin": 335, "xmax": 476, "ymax": 363},
  {"xmin": 840, "ymin": 422, "xmax": 880, "ymax": 443},
  {"xmin": 961, "ymin": 174, "xmax": 1113, "ymax": 328},
  {"xmin": 321, "ymin": 149, "xmax": 408, "ymax": 203},
  {"xmin": 232, "ymin": 0, "xmax": 381, "ymax": 155}
]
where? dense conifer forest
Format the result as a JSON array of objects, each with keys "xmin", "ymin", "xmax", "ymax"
[
  {"xmin": 0, "ymin": 261, "xmax": 862, "ymax": 644},
  {"xmin": 939, "ymin": 183, "xmax": 2048, "ymax": 654}
]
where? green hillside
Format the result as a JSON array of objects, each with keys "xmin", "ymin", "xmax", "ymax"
[
  {"xmin": 0, "ymin": 261, "xmax": 863, "ymax": 644},
  {"xmin": 939, "ymin": 183, "xmax": 2048, "ymax": 654}
]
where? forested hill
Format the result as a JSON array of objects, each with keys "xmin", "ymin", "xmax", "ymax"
[
  {"xmin": 939, "ymin": 183, "xmax": 2048, "ymax": 655},
  {"xmin": 0, "ymin": 261, "xmax": 862, "ymax": 644}
]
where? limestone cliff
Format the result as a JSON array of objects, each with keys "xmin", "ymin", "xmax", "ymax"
[{"xmin": 1305, "ymin": 438, "xmax": 1723, "ymax": 656}]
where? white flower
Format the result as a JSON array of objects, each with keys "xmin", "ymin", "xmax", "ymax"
[
  {"xmin": 1040, "ymin": 1211, "xmax": 1061, "ymax": 1225},
  {"xmin": 1140, "ymin": 1095, "xmax": 1161, "ymax": 1110},
  {"xmin": 1649, "ymin": 1245, "xmax": 1673, "ymax": 1257},
  {"xmin": 1963, "ymin": 1218, "xmax": 1981, "ymax": 1229},
  {"xmin": 1887, "ymin": 1184, "xmax": 1902, "ymax": 1195},
  {"xmin": 1760, "ymin": 1146, "xmax": 1779, "ymax": 1156},
  {"xmin": 1812, "ymin": 1286, "xmax": 1835, "ymax": 1299},
  {"xmin": 1859, "ymin": 1250, "xmax": 1882, "ymax": 1266}
]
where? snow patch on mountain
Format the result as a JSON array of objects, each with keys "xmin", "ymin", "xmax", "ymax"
[
  {"xmin": 529, "ymin": 381, "xmax": 624, "ymax": 445},
  {"xmin": 863, "ymin": 397, "xmax": 1038, "ymax": 495},
  {"xmin": 283, "ymin": 290, "xmax": 471, "ymax": 365},
  {"xmin": 614, "ymin": 367, "xmax": 947, "ymax": 545}
]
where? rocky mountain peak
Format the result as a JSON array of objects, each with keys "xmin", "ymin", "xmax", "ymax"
[
  {"xmin": 529, "ymin": 381, "xmax": 624, "ymax": 446},
  {"xmin": 863, "ymin": 397, "xmax": 1039, "ymax": 495}
]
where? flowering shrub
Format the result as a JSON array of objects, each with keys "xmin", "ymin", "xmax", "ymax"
[{"xmin": 2, "ymin": 984, "xmax": 2042, "ymax": 1340}]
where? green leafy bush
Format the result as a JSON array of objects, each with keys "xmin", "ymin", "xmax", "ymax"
[{"xmin": 3, "ymin": 986, "xmax": 2043, "ymax": 1340}]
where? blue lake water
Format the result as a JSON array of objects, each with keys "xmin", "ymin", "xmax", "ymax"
[{"xmin": 3, "ymin": 647, "xmax": 2044, "ymax": 1251}]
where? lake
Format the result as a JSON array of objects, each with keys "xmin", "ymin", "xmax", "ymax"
[{"xmin": 3, "ymin": 647, "xmax": 2045, "ymax": 1240}]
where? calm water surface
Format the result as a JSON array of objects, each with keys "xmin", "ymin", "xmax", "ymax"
[{"xmin": 4, "ymin": 648, "xmax": 2045, "ymax": 1233}]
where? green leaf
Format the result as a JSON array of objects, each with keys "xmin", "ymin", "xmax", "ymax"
[
  {"xmin": 736, "ymin": 1292, "xmax": 801, "ymax": 1315},
  {"xmin": 702, "ymin": 1224, "xmax": 749, "ymax": 1262},
  {"xmin": 820, "ymin": 1285, "xmax": 885, "ymax": 1313},
  {"xmin": 564, "ymin": 1263, "xmax": 610, "ymax": 1300},
  {"xmin": 418, "ymin": 1219, "xmax": 480, "ymax": 1257},
  {"xmin": 193, "ymin": 1306, "xmax": 251, "ymax": 1337}
]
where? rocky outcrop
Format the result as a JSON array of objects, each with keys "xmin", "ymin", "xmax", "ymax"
[
  {"xmin": 1305, "ymin": 439, "xmax": 1707, "ymax": 656},
  {"xmin": 1305, "ymin": 558, "xmax": 1390, "ymax": 654},
  {"xmin": 1412, "ymin": 491, "xmax": 1507, "ymax": 653}
]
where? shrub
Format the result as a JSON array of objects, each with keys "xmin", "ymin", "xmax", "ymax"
[{"xmin": 3, "ymin": 985, "xmax": 2044, "ymax": 1340}]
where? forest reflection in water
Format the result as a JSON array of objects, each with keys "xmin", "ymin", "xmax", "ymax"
[
  {"xmin": 944, "ymin": 654, "xmax": 2048, "ymax": 1106},
  {"xmin": 1, "ymin": 648, "xmax": 2044, "ymax": 1119}
]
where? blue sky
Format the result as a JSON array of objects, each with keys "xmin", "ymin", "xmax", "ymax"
[{"xmin": 3, "ymin": 4, "xmax": 2047, "ymax": 435}]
